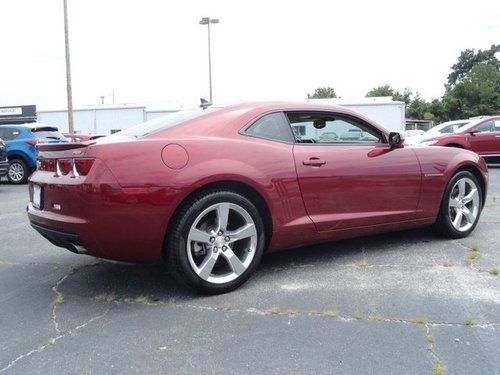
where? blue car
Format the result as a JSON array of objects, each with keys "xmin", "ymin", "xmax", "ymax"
[{"xmin": 0, "ymin": 124, "xmax": 67, "ymax": 184}]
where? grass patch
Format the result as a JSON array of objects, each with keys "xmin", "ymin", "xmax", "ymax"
[
  {"xmin": 308, "ymin": 309, "xmax": 318, "ymax": 315},
  {"xmin": 95, "ymin": 293, "xmax": 116, "ymax": 302},
  {"xmin": 466, "ymin": 251, "xmax": 479, "ymax": 265},
  {"xmin": 356, "ymin": 258, "xmax": 369, "ymax": 268},
  {"xmin": 47, "ymin": 338, "xmax": 56, "ymax": 345},
  {"xmin": 471, "ymin": 243, "xmax": 480, "ymax": 252},
  {"xmin": 134, "ymin": 295, "xmax": 149, "ymax": 304},
  {"xmin": 411, "ymin": 315, "xmax": 428, "ymax": 325},
  {"xmin": 221, "ymin": 304, "xmax": 233, "ymax": 312},
  {"xmin": 323, "ymin": 310, "xmax": 339, "ymax": 318},
  {"xmin": 54, "ymin": 294, "xmax": 64, "ymax": 305},
  {"xmin": 433, "ymin": 360, "xmax": 444, "ymax": 375},
  {"xmin": 268, "ymin": 306, "xmax": 282, "ymax": 315},
  {"xmin": 490, "ymin": 268, "xmax": 499, "ymax": 276},
  {"xmin": 427, "ymin": 334, "xmax": 435, "ymax": 343},
  {"xmin": 464, "ymin": 317, "xmax": 475, "ymax": 326},
  {"xmin": 443, "ymin": 260, "xmax": 454, "ymax": 267},
  {"xmin": 354, "ymin": 312, "xmax": 368, "ymax": 320},
  {"xmin": 371, "ymin": 314, "xmax": 385, "ymax": 322},
  {"xmin": 287, "ymin": 309, "xmax": 299, "ymax": 316}
]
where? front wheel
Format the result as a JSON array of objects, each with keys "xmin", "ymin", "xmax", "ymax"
[
  {"xmin": 8, "ymin": 159, "xmax": 29, "ymax": 184},
  {"xmin": 166, "ymin": 191, "xmax": 265, "ymax": 294},
  {"xmin": 432, "ymin": 171, "xmax": 483, "ymax": 238}
]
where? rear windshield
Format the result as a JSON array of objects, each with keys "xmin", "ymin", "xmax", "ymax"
[
  {"xmin": 115, "ymin": 108, "xmax": 221, "ymax": 137},
  {"xmin": 31, "ymin": 129, "xmax": 66, "ymax": 140}
]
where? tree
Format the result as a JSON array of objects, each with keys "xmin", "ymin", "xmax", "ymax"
[
  {"xmin": 443, "ymin": 63, "xmax": 500, "ymax": 118},
  {"xmin": 366, "ymin": 85, "xmax": 412, "ymax": 105},
  {"xmin": 365, "ymin": 84, "xmax": 394, "ymax": 97},
  {"xmin": 307, "ymin": 86, "xmax": 337, "ymax": 99},
  {"xmin": 447, "ymin": 44, "xmax": 500, "ymax": 87}
]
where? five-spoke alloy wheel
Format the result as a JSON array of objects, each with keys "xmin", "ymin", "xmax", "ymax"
[
  {"xmin": 433, "ymin": 170, "xmax": 483, "ymax": 238},
  {"xmin": 166, "ymin": 190, "xmax": 265, "ymax": 294}
]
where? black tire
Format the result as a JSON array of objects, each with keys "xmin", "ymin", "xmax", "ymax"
[
  {"xmin": 432, "ymin": 170, "xmax": 483, "ymax": 238},
  {"xmin": 165, "ymin": 190, "xmax": 266, "ymax": 294},
  {"xmin": 8, "ymin": 159, "xmax": 29, "ymax": 184}
]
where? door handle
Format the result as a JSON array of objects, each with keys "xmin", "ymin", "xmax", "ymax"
[{"xmin": 302, "ymin": 157, "xmax": 326, "ymax": 166}]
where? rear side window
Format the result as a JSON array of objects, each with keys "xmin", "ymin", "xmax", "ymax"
[
  {"xmin": 245, "ymin": 112, "xmax": 294, "ymax": 143},
  {"xmin": 0, "ymin": 127, "xmax": 21, "ymax": 141},
  {"xmin": 475, "ymin": 121, "xmax": 493, "ymax": 133}
]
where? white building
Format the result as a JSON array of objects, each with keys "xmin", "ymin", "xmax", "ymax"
[{"xmin": 37, "ymin": 97, "xmax": 405, "ymax": 135}]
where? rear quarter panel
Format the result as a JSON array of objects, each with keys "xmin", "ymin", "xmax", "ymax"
[{"xmin": 412, "ymin": 146, "xmax": 488, "ymax": 219}]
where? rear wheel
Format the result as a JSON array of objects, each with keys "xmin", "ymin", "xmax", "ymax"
[
  {"xmin": 8, "ymin": 159, "xmax": 29, "ymax": 184},
  {"xmin": 166, "ymin": 190, "xmax": 265, "ymax": 294},
  {"xmin": 432, "ymin": 171, "xmax": 482, "ymax": 238}
]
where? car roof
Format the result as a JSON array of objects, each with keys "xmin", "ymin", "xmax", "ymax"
[{"xmin": 0, "ymin": 122, "xmax": 59, "ymax": 130}]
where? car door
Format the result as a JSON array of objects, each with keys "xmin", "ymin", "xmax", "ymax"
[
  {"xmin": 468, "ymin": 120, "xmax": 496, "ymax": 155},
  {"xmin": 288, "ymin": 111, "xmax": 421, "ymax": 232},
  {"xmin": 493, "ymin": 118, "xmax": 500, "ymax": 155}
]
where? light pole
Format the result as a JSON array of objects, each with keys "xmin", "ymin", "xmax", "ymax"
[
  {"xmin": 63, "ymin": 0, "xmax": 74, "ymax": 133},
  {"xmin": 199, "ymin": 17, "xmax": 219, "ymax": 103}
]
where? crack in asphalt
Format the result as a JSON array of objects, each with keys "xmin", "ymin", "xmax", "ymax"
[{"xmin": 0, "ymin": 309, "xmax": 110, "ymax": 374}]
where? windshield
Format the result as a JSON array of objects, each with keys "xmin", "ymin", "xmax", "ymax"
[
  {"xmin": 426, "ymin": 121, "xmax": 468, "ymax": 136},
  {"xmin": 31, "ymin": 129, "xmax": 67, "ymax": 140},
  {"xmin": 115, "ymin": 108, "xmax": 221, "ymax": 137}
]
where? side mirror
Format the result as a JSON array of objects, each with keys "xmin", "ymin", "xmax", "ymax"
[
  {"xmin": 468, "ymin": 130, "xmax": 479, "ymax": 136},
  {"xmin": 388, "ymin": 132, "xmax": 403, "ymax": 148}
]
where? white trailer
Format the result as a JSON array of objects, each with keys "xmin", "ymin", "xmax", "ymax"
[{"xmin": 308, "ymin": 97, "xmax": 405, "ymax": 133}]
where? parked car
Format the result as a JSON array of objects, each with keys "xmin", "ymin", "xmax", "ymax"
[
  {"xmin": 406, "ymin": 120, "xmax": 470, "ymax": 145},
  {"xmin": 28, "ymin": 102, "xmax": 488, "ymax": 294},
  {"xmin": 63, "ymin": 133, "xmax": 105, "ymax": 143},
  {"xmin": 0, "ymin": 138, "xmax": 8, "ymax": 179},
  {"xmin": 0, "ymin": 124, "xmax": 67, "ymax": 184},
  {"xmin": 420, "ymin": 116, "xmax": 500, "ymax": 163}
]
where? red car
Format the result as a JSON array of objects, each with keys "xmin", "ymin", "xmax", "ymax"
[
  {"xmin": 63, "ymin": 133, "xmax": 105, "ymax": 142},
  {"xmin": 28, "ymin": 102, "xmax": 488, "ymax": 293},
  {"xmin": 420, "ymin": 116, "xmax": 500, "ymax": 163}
]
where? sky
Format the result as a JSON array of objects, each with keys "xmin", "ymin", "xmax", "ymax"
[{"xmin": 0, "ymin": 0, "xmax": 498, "ymax": 110}]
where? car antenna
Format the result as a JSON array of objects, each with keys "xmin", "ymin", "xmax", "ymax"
[{"xmin": 200, "ymin": 98, "xmax": 212, "ymax": 110}]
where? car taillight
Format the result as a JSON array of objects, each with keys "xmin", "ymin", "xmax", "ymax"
[
  {"xmin": 74, "ymin": 158, "xmax": 95, "ymax": 176},
  {"xmin": 38, "ymin": 159, "xmax": 56, "ymax": 171},
  {"xmin": 57, "ymin": 159, "xmax": 72, "ymax": 175},
  {"xmin": 25, "ymin": 139, "xmax": 48, "ymax": 146}
]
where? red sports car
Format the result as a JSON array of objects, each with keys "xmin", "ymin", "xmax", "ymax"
[
  {"xmin": 28, "ymin": 102, "xmax": 488, "ymax": 293},
  {"xmin": 420, "ymin": 115, "xmax": 500, "ymax": 163}
]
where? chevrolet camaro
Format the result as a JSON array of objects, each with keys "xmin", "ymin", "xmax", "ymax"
[{"xmin": 27, "ymin": 102, "xmax": 488, "ymax": 293}]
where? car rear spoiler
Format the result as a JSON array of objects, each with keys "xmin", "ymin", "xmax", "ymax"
[{"xmin": 37, "ymin": 142, "xmax": 92, "ymax": 151}]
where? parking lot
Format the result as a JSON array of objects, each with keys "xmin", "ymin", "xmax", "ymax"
[{"xmin": 0, "ymin": 169, "xmax": 498, "ymax": 375}]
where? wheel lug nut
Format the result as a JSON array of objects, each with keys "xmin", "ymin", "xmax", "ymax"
[
  {"xmin": 210, "ymin": 237, "xmax": 215, "ymax": 243},
  {"xmin": 225, "ymin": 236, "xmax": 230, "ymax": 241},
  {"xmin": 218, "ymin": 231, "xmax": 223, "ymax": 236},
  {"xmin": 213, "ymin": 247, "xmax": 218, "ymax": 253},
  {"xmin": 248, "ymin": 248, "xmax": 252, "ymax": 252},
  {"xmin": 222, "ymin": 246, "xmax": 227, "ymax": 251}
]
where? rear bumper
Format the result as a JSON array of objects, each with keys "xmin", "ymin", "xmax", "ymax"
[
  {"xmin": 29, "ymin": 221, "xmax": 89, "ymax": 254},
  {"xmin": 0, "ymin": 160, "xmax": 8, "ymax": 177}
]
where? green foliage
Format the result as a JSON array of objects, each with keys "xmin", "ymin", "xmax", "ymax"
[
  {"xmin": 365, "ymin": 84, "xmax": 412, "ymax": 105},
  {"xmin": 307, "ymin": 86, "xmax": 337, "ymax": 99},
  {"xmin": 447, "ymin": 44, "xmax": 499, "ymax": 87}
]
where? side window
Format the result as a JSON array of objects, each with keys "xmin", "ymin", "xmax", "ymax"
[
  {"xmin": 494, "ymin": 120, "xmax": 500, "ymax": 131},
  {"xmin": 286, "ymin": 112, "xmax": 383, "ymax": 144},
  {"xmin": 245, "ymin": 112, "xmax": 293, "ymax": 143},
  {"xmin": 475, "ymin": 121, "xmax": 493, "ymax": 133},
  {"xmin": 2, "ymin": 128, "xmax": 21, "ymax": 141}
]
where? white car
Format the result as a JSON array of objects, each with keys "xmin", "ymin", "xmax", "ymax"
[{"xmin": 406, "ymin": 120, "xmax": 470, "ymax": 145}]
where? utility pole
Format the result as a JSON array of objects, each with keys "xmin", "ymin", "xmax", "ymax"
[
  {"xmin": 199, "ymin": 17, "xmax": 219, "ymax": 103},
  {"xmin": 63, "ymin": 0, "xmax": 74, "ymax": 133}
]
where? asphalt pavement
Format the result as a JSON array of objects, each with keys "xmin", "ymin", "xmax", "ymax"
[{"xmin": 0, "ymin": 168, "xmax": 499, "ymax": 374}]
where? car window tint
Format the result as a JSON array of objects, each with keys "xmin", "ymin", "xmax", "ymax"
[
  {"xmin": 31, "ymin": 130, "xmax": 66, "ymax": 140},
  {"xmin": 2, "ymin": 128, "xmax": 21, "ymax": 141},
  {"xmin": 245, "ymin": 113, "xmax": 293, "ymax": 143},
  {"xmin": 475, "ymin": 121, "xmax": 493, "ymax": 133},
  {"xmin": 494, "ymin": 120, "xmax": 500, "ymax": 131},
  {"xmin": 286, "ymin": 112, "xmax": 382, "ymax": 144}
]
